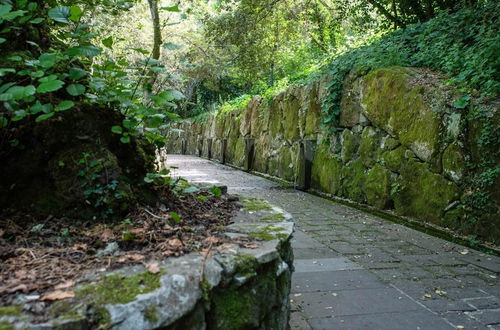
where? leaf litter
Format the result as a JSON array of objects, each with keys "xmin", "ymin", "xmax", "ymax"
[{"xmin": 0, "ymin": 191, "xmax": 256, "ymax": 308}]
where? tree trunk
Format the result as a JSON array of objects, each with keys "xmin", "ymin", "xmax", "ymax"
[{"xmin": 148, "ymin": 0, "xmax": 162, "ymax": 61}]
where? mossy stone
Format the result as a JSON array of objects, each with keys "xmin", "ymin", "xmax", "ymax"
[
  {"xmin": 381, "ymin": 146, "xmax": 407, "ymax": 172},
  {"xmin": 341, "ymin": 159, "xmax": 366, "ymax": 203},
  {"xmin": 442, "ymin": 141, "xmax": 465, "ymax": 182},
  {"xmin": 233, "ymin": 136, "xmax": 246, "ymax": 168},
  {"xmin": 311, "ymin": 148, "xmax": 343, "ymax": 195},
  {"xmin": 362, "ymin": 67, "xmax": 445, "ymax": 162},
  {"xmin": 339, "ymin": 70, "xmax": 365, "ymax": 127},
  {"xmin": 364, "ymin": 164, "xmax": 392, "ymax": 209},
  {"xmin": 393, "ymin": 159, "xmax": 459, "ymax": 224},
  {"xmin": 381, "ymin": 136, "xmax": 400, "ymax": 151},
  {"xmin": 359, "ymin": 126, "xmax": 383, "ymax": 168},
  {"xmin": 303, "ymin": 83, "xmax": 321, "ymax": 137},
  {"xmin": 341, "ymin": 129, "xmax": 359, "ymax": 164},
  {"xmin": 282, "ymin": 93, "xmax": 301, "ymax": 142}
]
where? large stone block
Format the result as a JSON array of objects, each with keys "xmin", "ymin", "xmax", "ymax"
[
  {"xmin": 361, "ymin": 67, "xmax": 450, "ymax": 162},
  {"xmin": 393, "ymin": 159, "xmax": 459, "ymax": 224},
  {"xmin": 364, "ymin": 164, "xmax": 392, "ymax": 209},
  {"xmin": 311, "ymin": 147, "xmax": 343, "ymax": 195}
]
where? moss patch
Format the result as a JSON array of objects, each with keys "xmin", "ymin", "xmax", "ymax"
[
  {"xmin": 364, "ymin": 164, "xmax": 392, "ymax": 209},
  {"xmin": 393, "ymin": 159, "xmax": 459, "ymax": 224},
  {"xmin": 248, "ymin": 225, "xmax": 288, "ymax": 241},
  {"xmin": 261, "ymin": 213, "xmax": 286, "ymax": 222},
  {"xmin": 76, "ymin": 271, "xmax": 162, "ymax": 305},
  {"xmin": 233, "ymin": 254, "xmax": 258, "ymax": 277},
  {"xmin": 362, "ymin": 67, "xmax": 446, "ymax": 162},
  {"xmin": 0, "ymin": 305, "xmax": 22, "ymax": 317},
  {"xmin": 0, "ymin": 321, "xmax": 14, "ymax": 330},
  {"xmin": 381, "ymin": 146, "xmax": 406, "ymax": 172},
  {"xmin": 311, "ymin": 148, "xmax": 343, "ymax": 195},
  {"xmin": 242, "ymin": 197, "xmax": 273, "ymax": 212},
  {"xmin": 144, "ymin": 306, "xmax": 159, "ymax": 324}
]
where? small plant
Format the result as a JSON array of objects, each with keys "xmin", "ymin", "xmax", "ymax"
[
  {"xmin": 169, "ymin": 212, "xmax": 182, "ymax": 225},
  {"xmin": 209, "ymin": 185, "xmax": 222, "ymax": 197}
]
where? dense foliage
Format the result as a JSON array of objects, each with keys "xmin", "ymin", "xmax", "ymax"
[
  {"xmin": 317, "ymin": 2, "xmax": 499, "ymax": 133},
  {"xmin": 0, "ymin": 0, "xmax": 182, "ymax": 149}
]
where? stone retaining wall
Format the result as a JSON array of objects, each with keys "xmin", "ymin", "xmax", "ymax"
[
  {"xmin": 2, "ymin": 198, "xmax": 294, "ymax": 330},
  {"xmin": 165, "ymin": 66, "xmax": 499, "ymax": 243}
]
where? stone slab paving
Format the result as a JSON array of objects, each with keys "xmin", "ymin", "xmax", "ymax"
[{"xmin": 167, "ymin": 155, "xmax": 500, "ymax": 329}]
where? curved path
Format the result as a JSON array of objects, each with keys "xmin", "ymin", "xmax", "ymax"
[{"xmin": 167, "ymin": 155, "xmax": 500, "ymax": 329}]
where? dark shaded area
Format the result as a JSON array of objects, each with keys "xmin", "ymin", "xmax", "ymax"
[{"xmin": 0, "ymin": 106, "xmax": 157, "ymax": 219}]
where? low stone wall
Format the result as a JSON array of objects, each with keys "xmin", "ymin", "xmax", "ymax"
[
  {"xmin": 166, "ymin": 66, "xmax": 499, "ymax": 243},
  {"xmin": 2, "ymin": 198, "xmax": 294, "ymax": 330}
]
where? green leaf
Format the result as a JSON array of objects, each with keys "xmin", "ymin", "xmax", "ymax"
[
  {"xmin": 102, "ymin": 36, "xmax": 113, "ymax": 49},
  {"xmin": 0, "ymin": 83, "xmax": 15, "ymax": 94},
  {"xmin": 0, "ymin": 68, "xmax": 16, "ymax": 77},
  {"xmin": 170, "ymin": 212, "xmax": 182, "ymax": 224},
  {"xmin": 37, "ymin": 80, "xmax": 64, "ymax": 93},
  {"xmin": 111, "ymin": 125, "xmax": 123, "ymax": 134},
  {"xmin": 6, "ymin": 85, "xmax": 35, "ymax": 100},
  {"xmin": 55, "ymin": 100, "xmax": 74, "ymax": 111},
  {"xmin": 0, "ymin": 117, "xmax": 8, "ymax": 127},
  {"xmin": 35, "ymin": 112, "xmax": 55, "ymax": 122},
  {"xmin": 69, "ymin": 5, "xmax": 82, "ymax": 22},
  {"xmin": 162, "ymin": 42, "xmax": 182, "ymax": 51},
  {"xmin": 122, "ymin": 119, "xmax": 135, "ymax": 129},
  {"xmin": 182, "ymin": 186, "xmax": 200, "ymax": 194},
  {"xmin": 69, "ymin": 67, "xmax": 87, "ymax": 80},
  {"xmin": 453, "ymin": 95, "xmax": 471, "ymax": 109},
  {"xmin": 2, "ymin": 10, "xmax": 26, "ymax": 21},
  {"xmin": 210, "ymin": 185, "xmax": 222, "ymax": 197},
  {"xmin": 39, "ymin": 74, "xmax": 57, "ymax": 82},
  {"xmin": 48, "ymin": 6, "xmax": 70, "ymax": 23},
  {"xmin": 66, "ymin": 46, "xmax": 101, "ymax": 57},
  {"xmin": 0, "ymin": 37, "xmax": 5, "ymax": 44},
  {"xmin": 12, "ymin": 110, "xmax": 27, "ymax": 121},
  {"xmin": 160, "ymin": 5, "xmax": 180, "ymax": 12},
  {"xmin": 28, "ymin": 2, "xmax": 37, "ymax": 11},
  {"xmin": 0, "ymin": 93, "xmax": 12, "ymax": 101},
  {"xmin": 66, "ymin": 84, "xmax": 85, "ymax": 96},
  {"xmin": 131, "ymin": 48, "xmax": 150, "ymax": 55},
  {"xmin": 39, "ymin": 53, "xmax": 56, "ymax": 68},
  {"xmin": 0, "ymin": 5, "xmax": 12, "ymax": 17},
  {"xmin": 30, "ymin": 17, "xmax": 43, "ymax": 24},
  {"xmin": 120, "ymin": 136, "xmax": 130, "ymax": 143},
  {"xmin": 8, "ymin": 56, "xmax": 22, "ymax": 61}
]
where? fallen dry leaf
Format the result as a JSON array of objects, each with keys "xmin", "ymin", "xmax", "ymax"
[
  {"xmin": 167, "ymin": 238, "xmax": 183, "ymax": 248},
  {"xmin": 205, "ymin": 236, "xmax": 221, "ymax": 244},
  {"xmin": 145, "ymin": 261, "xmax": 161, "ymax": 274},
  {"xmin": 55, "ymin": 280, "xmax": 75, "ymax": 290},
  {"xmin": 243, "ymin": 243, "xmax": 260, "ymax": 249},
  {"xmin": 100, "ymin": 229, "xmax": 114, "ymax": 242},
  {"xmin": 0, "ymin": 284, "xmax": 28, "ymax": 294},
  {"xmin": 71, "ymin": 244, "xmax": 88, "ymax": 251},
  {"xmin": 0, "ymin": 229, "xmax": 4, "ymax": 238},
  {"xmin": 41, "ymin": 290, "xmax": 75, "ymax": 301},
  {"xmin": 118, "ymin": 254, "xmax": 145, "ymax": 263},
  {"xmin": 216, "ymin": 244, "xmax": 236, "ymax": 251}
]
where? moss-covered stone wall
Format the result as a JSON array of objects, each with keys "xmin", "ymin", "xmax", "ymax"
[{"xmin": 166, "ymin": 66, "xmax": 499, "ymax": 244}]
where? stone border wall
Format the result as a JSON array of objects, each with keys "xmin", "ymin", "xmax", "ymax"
[
  {"xmin": 3, "ymin": 198, "xmax": 294, "ymax": 330},
  {"xmin": 165, "ymin": 66, "xmax": 499, "ymax": 243}
]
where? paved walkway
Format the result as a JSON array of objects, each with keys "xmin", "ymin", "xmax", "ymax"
[{"xmin": 167, "ymin": 155, "xmax": 500, "ymax": 329}]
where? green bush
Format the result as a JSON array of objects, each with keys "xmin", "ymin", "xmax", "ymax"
[{"xmin": 317, "ymin": 2, "xmax": 499, "ymax": 133}]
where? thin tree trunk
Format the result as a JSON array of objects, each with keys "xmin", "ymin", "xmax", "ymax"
[
  {"xmin": 145, "ymin": 0, "xmax": 162, "ymax": 99},
  {"xmin": 148, "ymin": 0, "xmax": 162, "ymax": 61},
  {"xmin": 366, "ymin": 0, "xmax": 406, "ymax": 28}
]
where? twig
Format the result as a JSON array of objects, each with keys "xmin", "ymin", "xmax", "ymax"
[
  {"xmin": 200, "ymin": 241, "xmax": 213, "ymax": 283},
  {"xmin": 144, "ymin": 208, "xmax": 167, "ymax": 220}
]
